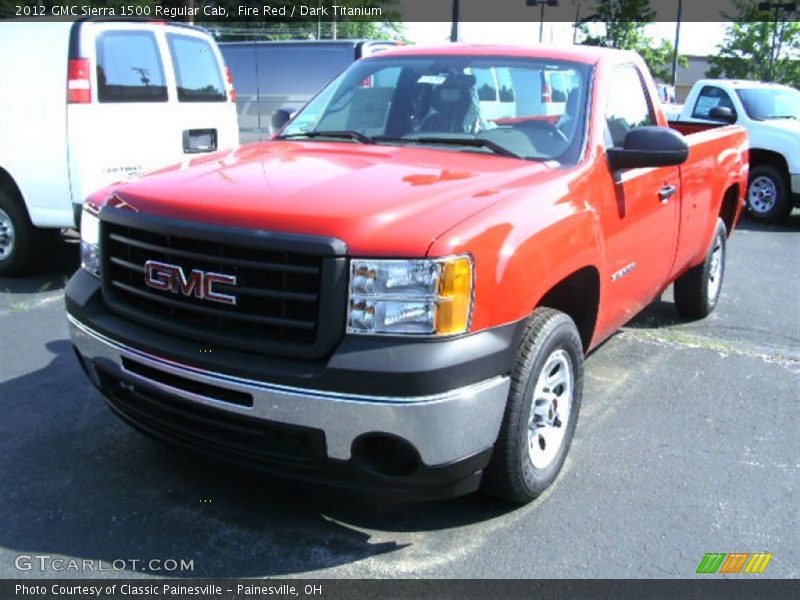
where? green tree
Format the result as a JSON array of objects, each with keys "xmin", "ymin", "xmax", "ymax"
[
  {"xmin": 577, "ymin": 0, "xmax": 686, "ymax": 82},
  {"xmin": 707, "ymin": 0, "xmax": 800, "ymax": 87}
]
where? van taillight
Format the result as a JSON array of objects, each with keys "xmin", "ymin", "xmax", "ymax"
[
  {"xmin": 67, "ymin": 58, "xmax": 91, "ymax": 104},
  {"xmin": 225, "ymin": 67, "xmax": 237, "ymax": 102}
]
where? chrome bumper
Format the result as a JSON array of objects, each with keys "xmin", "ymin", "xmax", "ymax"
[
  {"xmin": 791, "ymin": 172, "xmax": 800, "ymax": 195},
  {"xmin": 68, "ymin": 315, "xmax": 510, "ymax": 466}
]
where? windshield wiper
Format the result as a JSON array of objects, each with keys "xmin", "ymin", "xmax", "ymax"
[
  {"xmin": 764, "ymin": 114, "xmax": 798, "ymax": 120},
  {"xmin": 375, "ymin": 135, "xmax": 523, "ymax": 159},
  {"xmin": 276, "ymin": 130, "xmax": 376, "ymax": 144}
]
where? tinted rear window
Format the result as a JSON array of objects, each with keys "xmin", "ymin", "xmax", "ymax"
[
  {"xmin": 167, "ymin": 34, "xmax": 226, "ymax": 102},
  {"xmin": 257, "ymin": 46, "xmax": 353, "ymax": 97},
  {"xmin": 96, "ymin": 31, "xmax": 167, "ymax": 103}
]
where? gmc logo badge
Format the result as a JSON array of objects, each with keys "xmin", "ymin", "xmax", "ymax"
[{"xmin": 143, "ymin": 260, "xmax": 237, "ymax": 306}]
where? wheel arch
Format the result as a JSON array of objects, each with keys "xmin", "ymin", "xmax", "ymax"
[
  {"xmin": 0, "ymin": 167, "xmax": 29, "ymax": 219},
  {"xmin": 719, "ymin": 184, "xmax": 740, "ymax": 237},
  {"xmin": 536, "ymin": 265, "xmax": 600, "ymax": 352},
  {"xmin": 749, "ymin": 149, "xmax": 789, "ymax": 179}
]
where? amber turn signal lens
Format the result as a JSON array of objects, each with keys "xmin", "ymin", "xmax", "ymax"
[{"xmin": 435, "ymin": 257, "xmax": 473, "ymax": 335}]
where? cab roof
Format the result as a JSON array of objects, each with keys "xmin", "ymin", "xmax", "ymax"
[
  {"xmin": 374, "ymin": 43, "xmax": 639, "ymax": 65},
  {"xmin": 695, "ymin": 78, "xmax": 797, "ymax": 90}
]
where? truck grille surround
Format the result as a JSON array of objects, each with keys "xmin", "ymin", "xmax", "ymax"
[{"xmin": 99, "ymin": 207, "xmax": 347, "ymax": 359}]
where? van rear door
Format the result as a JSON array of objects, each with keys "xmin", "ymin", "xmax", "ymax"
[
  {"xmin": 164, "ymin": 28, "xmax": 238, "ymax": 157},
  {"xmin": 66, "ymin": 22, "xmax": 237, "ymax": 208}
]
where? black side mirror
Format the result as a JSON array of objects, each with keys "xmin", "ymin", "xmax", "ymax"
[
  {"xmin": 271, "ymin": 109, "xmax": 293, "ymax": 132},
  {"xmin": 607, "ymin": 126, "xmax": 689, "ymax": 171},
  {"xmin": 709, "ymin": 106, "xmax": 736, "ymax": 124}
]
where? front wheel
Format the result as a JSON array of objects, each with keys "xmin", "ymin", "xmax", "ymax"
[
  {"xmin": 747, "ymin": 164, "xmax": 790, "ymax": 222},
  {"xmin": 482, "ymin": 308, "xmax": 583, "ymax": 504},
  {"xmin": 674, "ymin": 218, "xmax": 727, "ymax": 319}
]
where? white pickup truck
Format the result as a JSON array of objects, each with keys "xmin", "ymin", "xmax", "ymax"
[{"xmin": 667, "ymin": 79, "xmax": 799, "ymax": 222}]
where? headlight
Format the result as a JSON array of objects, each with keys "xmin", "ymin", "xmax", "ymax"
[
  {"xmin": 80, "ymin": 207, "xmax": 100, "ymax": 277},
  {"xmin": 347, "ymin": 256, "xmax": 473, "ymax": 336}
]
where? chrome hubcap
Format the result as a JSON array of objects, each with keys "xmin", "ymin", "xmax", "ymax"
[
  {"xmin": 708, "ymin": 234, "xmax": 724, "ymax": 301},
  {"xmin": 0, "ymin": 209, "xmax": 15, "ymax": 261},
  {"xmin": 748, "ymin": 176, "xmax": 777, "ymax": 214},
  {"xmin": 528, "ymin": 349, "xmax": 573, "ymax": 469}
]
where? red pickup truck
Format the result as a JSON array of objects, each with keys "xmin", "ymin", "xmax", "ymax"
[{"xmin": 66, "ymin": 45, "xmax": 748, "ymax": 503}]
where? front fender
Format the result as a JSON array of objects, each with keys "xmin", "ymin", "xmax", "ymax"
[{"xmin": 427, "ymin": 185, "xmax": 603, "ymax": 334}]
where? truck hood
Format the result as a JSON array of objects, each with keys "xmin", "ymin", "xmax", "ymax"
[
  {"xmin": 756, "ymin": 118, "xmax": 800, "ymax": 134},
  {"xmin": 101, "ymin": 141, "xmax": 552, "ymax": 256}
]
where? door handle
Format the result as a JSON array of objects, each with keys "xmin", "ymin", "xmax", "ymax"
[
  {"xmin": 659, "ymin": 184, "xmax": 677, "ymax": 203},
  {"xmin": 183, "ymin": 129, "xmax": 217, "ymax": 154}
]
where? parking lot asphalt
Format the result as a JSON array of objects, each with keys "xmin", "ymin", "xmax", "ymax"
[{"xmin": 1, "ymin": 216, "xmax": 798, "ymax": 579}]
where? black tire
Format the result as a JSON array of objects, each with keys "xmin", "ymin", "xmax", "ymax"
[
  {"xmin": 481, "ymin": 308, "xmax": 584, "ymax": 504},
  {"xmin": 0, "ymin": 188, "xmax": 48, "ymax": 277},
  {"xmin": 674, "ymin": 218, "xmax": 727, "ymax": 319},
  {"xmin": 746, "ymin": 164, "xmax": 791, "ymax": 222}
]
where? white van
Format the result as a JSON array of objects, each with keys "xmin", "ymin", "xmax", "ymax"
[{"xmin": 0, "ymin": 20, "xmax": 239, "ymax": 275}]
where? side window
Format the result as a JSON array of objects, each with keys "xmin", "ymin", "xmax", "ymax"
[
  {"xmin": 167, "ymin": 34, "xmax": 226, "ymax": 102},
  {"xmin": 371, "ymin": 66, "xmax": 401, "ymax": 88},
  {"xmin": 508, "ymin": 67, "xmax": 543, "ymax": 116},
  {"xmin": 472, "ymin": 68, "xmax": 498, "ymax": 102},
  {"xmin": 496, "ymin": 68, "xmax": 515, "ymax": 103},
  {"xmin": 96, "ymin": 31, "xmax": 167, "ymax": 103},
  {"xmin": 692, "ymin": 85, "xmax": 736, "ymax": 120},
  {"xmin": 548, "ymin": 71, "xmax": 568, "ymax": 102},
  {"xmin": 605, "ymin": 65, "xmax": 654, "ymax": 147}
]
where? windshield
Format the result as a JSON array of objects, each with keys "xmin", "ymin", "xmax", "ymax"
[
  {"xmin": 279, "ymin": 55, "xmax": 592, "ymax": 164},
  {"xmin": 736, "ymin": 86, "xmax": 800, "ymax": 120}
]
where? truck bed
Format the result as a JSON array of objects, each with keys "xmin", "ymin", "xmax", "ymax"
[
  {"xmin": 668, "ymin": 120, "xmax": 728, "ymax": 137},
  {"xmin": 667, "ymin": 121, "xmax": 748, "ymax": 274}
]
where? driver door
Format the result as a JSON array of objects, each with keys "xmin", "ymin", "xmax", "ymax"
[{"xmin": 600, "ymin": 64, "xmax": 681, "ymax": 323}]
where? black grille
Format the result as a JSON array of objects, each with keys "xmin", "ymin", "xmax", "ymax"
[
  {"xmin": 97, "ymin": 366, "xmax": 327, "ymax": 466},
  {"xmin": 100, "ymin": 207, "xmax": 347, "ymax": 359}
]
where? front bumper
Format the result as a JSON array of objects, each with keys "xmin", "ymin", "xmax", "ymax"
[
  {"xmin": 791, "ymin": 172, "xmax": 800, "ymax": 196},
  {"xmin": 67, "ymin": 271, "xmax": 519, "ymax": 499}
]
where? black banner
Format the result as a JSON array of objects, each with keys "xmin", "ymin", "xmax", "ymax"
[
  {"xmin": 2, "ymin": 0, "xmax": 799, "ymax": 23},
  {"xmin": 3, "ymin": 579, "xmax": 800, "ymax": 600}
]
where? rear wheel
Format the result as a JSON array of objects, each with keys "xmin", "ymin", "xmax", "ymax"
[
  {"xmin": 747, "ymin": 164, "xmax": 790, "ymax": 222},
  {"xmin": 674, "ymin": 218, "xmax": 727, "ymax": 319},
  {"xmin": 482, "ymin": 308, "xmax": 583, "ymax": 504},
  {"xmin": 0, "ymin": 188, "xmax": 48, "ymax": 277}
]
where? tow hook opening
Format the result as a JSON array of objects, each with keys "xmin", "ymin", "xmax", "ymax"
[
  {"xmin": 351, "ymin": 434, "xmax": 421, "ymax": 478},
  {"xmin": 72, "ymin": 347, "xmax": 101, "ymax": 389}
]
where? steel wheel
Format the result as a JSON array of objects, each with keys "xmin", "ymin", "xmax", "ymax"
[
  {"xmin": 0, "ymin": 208, "xmax": 15, "ymax": 261},
  {"xmin": 707, "ymin": 232, "xmax": 724, "ymax": 302},
  {"xmin": 528, "ymin": 349, "xmax": 573, "ymax": 469},
  {"xmin": 748, "ymin": 175, "xmax": 777, "ymax": 215}
]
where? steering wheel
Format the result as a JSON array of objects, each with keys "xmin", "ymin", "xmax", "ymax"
[{"xmin": 515, "ymin": 119, "xmax": 570, "ymax": 144}]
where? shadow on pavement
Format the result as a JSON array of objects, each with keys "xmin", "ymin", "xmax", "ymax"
[
  {"xmin": 736, "ymin": 211, "xmax": 800, "ymax": 233},
  {"xmin": 0, "ymin": 234, "xmax": 79, "ymax": 294},
  {"xmin": 1, "ymin": 340, "xmax": 516, "ymax": 578},
  {"xmin": 625, "ymin": 300, "xmax": 687, "ymax": 329}
]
